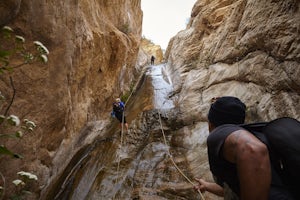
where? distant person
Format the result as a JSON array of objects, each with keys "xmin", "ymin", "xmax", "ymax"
[
  {"xmin": 111, "ymin": 98, "xmax": 128, "ymax": 131},
  {"xmin": 151, "ymin": 55, "xmax": 155, "ymax": 65},
  {"xmin": 194, "ymin": 96, "xmax": 298, "ymax": 200}
]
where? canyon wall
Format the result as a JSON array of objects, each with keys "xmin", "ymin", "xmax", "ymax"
[
  {"xmin": 165, "ymin": 0, "xmax": 300, "ymax": 198},
  {"xmin": 166, "ymin": 0, "xmax": 299, "ymax": 123},
  {"xmin": 0, "ymin": 0, "xmax": 143, "ymax": 198},
  {"xmin": 1, "ymin": 0, "xmax": 300, "ymax": 199}
]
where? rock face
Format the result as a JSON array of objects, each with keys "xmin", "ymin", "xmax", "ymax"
[
  {"xmin": 40, "ymin": 64, "xmax": 209, "ymax": 200},
  {"xmin": 165, "ymin": 0, "xmax": 300, "ymax": 123},
  {"xmin": 141, "ymin": 38, "xmax": 164, "ymax": 64},
  {"xmin": 0, "ymin": 0, "xmax": 21, "ymax": 27},
  {"xmin": 164, "ymin": 0, "xmax": 300, "ymax": 197},
  {"xmin": 0, "ymin": 0, "xmax": 143, "ymax": 198}
]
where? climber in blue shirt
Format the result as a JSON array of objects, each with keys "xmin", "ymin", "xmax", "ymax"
[{"xmin": 111, "ymin": 98, "xmax": 128, "ymax": 131}]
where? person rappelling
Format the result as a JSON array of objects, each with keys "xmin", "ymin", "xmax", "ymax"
[{"xmin": 111, "ymin": 98, "xmax": 129, "ymax": 131}]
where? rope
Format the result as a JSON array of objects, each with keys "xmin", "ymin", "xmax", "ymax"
[
  {"xmin": 157, "ymin": 109, "xmax": 205, "ymax": 200},
  {"xmin": 114, "ymin": 100, "xmax": 126, "ymax": 200},
  {"xmin": 114, "ymin": 66, "xmax": 147, "ymax": 199},
  {"xmin": 115, "ymin": 110, "xmax": 125, "ymax": 179},
  {"xmin": 114, "ymin": 65, "xmax": 205, "ymax": 199}
]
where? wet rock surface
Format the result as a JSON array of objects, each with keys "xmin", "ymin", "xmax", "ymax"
[{"xmin": 43, "ymin": 64, "xmax": 211, "ymax": 199}]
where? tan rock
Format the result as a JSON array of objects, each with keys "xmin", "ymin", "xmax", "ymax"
[
  {"xmin": 1, "ymin": 0, "xmax": 299, "ymax": 199},
  {"xmin": 0, "ymin": 0, "xmax": 143, "ymax": 198},
  {"xmin": 165, "ymin": 0, "xmax": 300, "ymax": 198},
  {"xmin": 141, "ymin": 38, "xmax": 164, "ymax": 64},
  {"xmin": 0, "ymin": 0, "xmax": 21, "ymax": 26},
  {"xmin": 166, "ymin": 0, "xmax": 300, "ymax": 122}
]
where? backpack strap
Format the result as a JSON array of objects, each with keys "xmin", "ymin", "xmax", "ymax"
[{"xmin": 240, "ymin": 122, "xmax": 269, "ymax": 145}]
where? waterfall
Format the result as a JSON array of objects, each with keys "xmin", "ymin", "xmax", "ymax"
[
  {"xmin": 42, "ymin": 63, "xmax": 205, "ymax": 200},
  {"xmin": 146, "ymin": 64, "xmax": 174, "ymax": 110}
]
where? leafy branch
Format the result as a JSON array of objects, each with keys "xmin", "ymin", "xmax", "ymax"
[{"xmin": 0, "ymin": 25, "xmax": 48, "ymax": 199}]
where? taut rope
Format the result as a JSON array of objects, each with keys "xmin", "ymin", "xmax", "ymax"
[
  {"xmin": 114, "ymin": 67, "xmax": 147, "ymax": 199},
  {"xmin": 157, "ymin": 109, "xmax": 205, "ymax": 200},
  {"xmin": 114, "ymin": 65, "xmax": 205, "ymax": 199}
]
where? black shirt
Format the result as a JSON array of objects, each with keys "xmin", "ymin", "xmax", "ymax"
[{"xmin": 207, "ymin": 124, "xmax": 295, "ymax": 200}]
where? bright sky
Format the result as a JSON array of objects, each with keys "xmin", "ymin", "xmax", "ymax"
[{"xmin": 141, "ymin": 0, "xmax": 197, "ymax": 50}]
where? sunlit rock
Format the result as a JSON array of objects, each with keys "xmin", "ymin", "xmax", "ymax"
[
  {"xmin": 166, "ymin": 0, "xmax": 300, "ymax": 122},
  {"xmin": 1, "ymin": 0, "xmax": 299, "ymax": 199},
  {"xmin": 164, "ymin": 0, "xmax": 300, "ymax": 198},
  {"xmin": 0, "ymin": 0, "xmax": 143, "ymax": 198},
  {"xmin": 141, "ymin": 38, "xmax": 164, "ymax": 64}
]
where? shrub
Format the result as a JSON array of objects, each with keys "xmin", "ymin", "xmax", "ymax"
[{"xmin": 0, "ymin": 26, "xmax": 48, "ymax": 200}]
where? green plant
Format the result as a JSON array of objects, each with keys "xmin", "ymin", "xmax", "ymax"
[
  {"xmin": 119, "ymin": 22, "xmax": 131, "ymax": 34},
  {"xmin": 121, "ymin": 82, "xmax": 135, "ymax": 103},
  {"xmin": 0, "ymin": 25, "xmax": 48, "ymax": 200},
  {"xmin": 9, "ymin": 171, "xmax": 38, "ymax": 200},
  {"xmin": 0, "ymin": 26, "xmax": 48, "ymax": 74}
]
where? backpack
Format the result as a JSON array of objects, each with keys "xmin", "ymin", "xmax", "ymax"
[
  {"xmin": 241, "ymin": 117, "xmax": 300, "ymax": 199},
  {"xmin": 113, "ymin": 102, "xmax": 123, "ymax": 113}
]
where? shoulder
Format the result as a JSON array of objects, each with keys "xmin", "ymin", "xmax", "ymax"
[
  {"xmin": 207, "ymin": 124, "xmax": 244, "ymax": 149},
  {"xmin": 223, "ymin": 128, "xmax": 267, "ymax": 163},
  {"xmin": 207, "ymin": 124, "xmax": 245, "ymax": 160},
  {"xmin": 224, "ymin": 128, "xmax": 264, "ymax": 149}
]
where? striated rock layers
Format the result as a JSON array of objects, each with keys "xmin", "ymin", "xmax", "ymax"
[
  {"xmin": 0, "ymin": 0, "xmax": 142, "ymax": 198},
  {"xmin": 166, "ymin": 0, "xmax": 300, "ymax": 122},
  {"xmin": 165, "ymin": 0, "xmax": 300, "ymax": 198}
]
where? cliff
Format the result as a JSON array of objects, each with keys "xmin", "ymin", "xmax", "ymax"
[
  {"xmin": 166, "ymin": 0, "xmax": 299, "ymax": 123},
  {"xmin": 164, "ymin": 0, "xmax": 300, "ymax": 198},
  {"xmin": 0, "ymin": 0, "xmax": 143, "ymax": 198}
]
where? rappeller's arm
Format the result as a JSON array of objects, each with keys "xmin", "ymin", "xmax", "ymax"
[
  {"xmin": 194, "ymin": 178, "xmax": 224, "ymax": 197},
  {"xmin": 222, "ymin": 129, "xmax": 271, "ymax": 200},
  {"xmin": 119, "ymin": 101, "xmax": 125, "ymax": 110}
]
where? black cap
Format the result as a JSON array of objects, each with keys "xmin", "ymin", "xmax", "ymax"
[{"xmin": 208, "ymin": 96, "xmax": 246, "ymax": 127}]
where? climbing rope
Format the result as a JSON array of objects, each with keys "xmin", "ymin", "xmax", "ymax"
[
  {"xmin": 115, "ymin": 97, "xmax": 128, "ymax": 191},
  {"xmin": 114, "ymin": 65, "xmax": 205, "ymax": 200},
  {"xmin": 114, "ymin": 67, "xmax": 148, "ymax": 199},
  {"xmin": 117, "ymin": 65, "xmax": 148, "ymax": 151},
  {"xmin": 115, "ymin": 111, "xmax": 125, "ymax": 182},
  {"xmin": 157, "ymin": 110, "xmax": 205, "ymax": 200}
]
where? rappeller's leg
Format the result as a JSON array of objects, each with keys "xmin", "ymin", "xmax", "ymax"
[
  {"xmin": 121, "ymin": 111, "xmax": 129, "ymax": 131},
  {"xmin": 124, "ymin": 122, "xmax": 128, "ymax": 131}
]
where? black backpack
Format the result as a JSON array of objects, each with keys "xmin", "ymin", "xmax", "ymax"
[{"xmin": 241, "ymin": 117, "xmax": 300, "ymax": 199}]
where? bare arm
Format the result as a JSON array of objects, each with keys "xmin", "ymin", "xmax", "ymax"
[
  {"xmin": 194, "ymin": 178, "xmax": 224, "ymax": 197},
  {"xmin": 223, "ymin": 130, "xmax": 271, "ymax": 200}
]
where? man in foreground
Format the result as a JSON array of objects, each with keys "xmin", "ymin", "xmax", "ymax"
[{"xmin": 195, "ymin": 96, "xmax": 294, "ymax": 200}]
